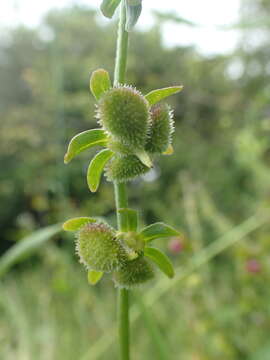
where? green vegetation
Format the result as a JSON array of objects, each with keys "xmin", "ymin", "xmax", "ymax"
[{"xmin": 1, "ymin": 0, "xmax": 270, "ymax": 358}]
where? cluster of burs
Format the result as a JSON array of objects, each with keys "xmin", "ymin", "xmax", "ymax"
[
  {"xmin": 63, "ymin": 69, "xmax": 182, "ymax": 288},
  {"xmin": 100, "ymin": 83, "xmax": 174, "ymax": 182}
]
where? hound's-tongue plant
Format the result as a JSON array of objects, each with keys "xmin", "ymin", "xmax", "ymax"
[{"xmin": 63, "ymin": 1, "xmax": 183, "ymax": 359}]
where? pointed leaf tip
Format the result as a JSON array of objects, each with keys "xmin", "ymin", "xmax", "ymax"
[
  {"xmin": 64, "ymin": 129, "xmax": 108, "ymax": 164},
  {"xmin": 87, "ymin": 149, "xmax": 114, "ymax": 193},
  {"xmin": 145, "ymin": 86, "xmax": 183, "ymax": 106},
  {"xmin": 90, "ymin": 69, "xmax": 111, "ymax": 100},
  {"xmin": 140, "ymin": 222, "xmax": 180, "ymax": 242},
  {"xmin": 135, "ymin": 150, "xmax": 153, "ymax": 168},
  {"xmin": 88, "ymin": 270, "xmax": 104, "ymax": 285},
  {"xmin": 144, "ymin": 247, "xmax": 174, "ymax": 278}
]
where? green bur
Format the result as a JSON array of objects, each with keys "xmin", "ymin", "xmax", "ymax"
[
  {"xmin": 76, "ymin": 222, "xmax": 128, "ymax": 272},
  {"xmin": 145, "ymin": 103, "xmax": 174, "ymax": 154},
  {"xmin": 97, "ymin": 86, "xmax": 150, "ymax": 150},
  {"xmin": 113, "ymin": 256, "xmax": 154, "ymax": 289},
  {"xmin": 105, "ymin": 154, "xmax": 150, "ymax": 182},
  {"xmin": 107, "ymin": 138, "xmax": 133, "ymax": 156}
]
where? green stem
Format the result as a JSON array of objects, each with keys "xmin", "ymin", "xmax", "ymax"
[
  {"xmin": 118, "ymin": 287, "xmax": 130, "ymax": 360},
  {"xmin": 114, "ymin": 2, "xmax": 130, "ymax": 360},
  {"xmin": 114, "ymin": 0, "xmax": 129, "ymax": 86}
]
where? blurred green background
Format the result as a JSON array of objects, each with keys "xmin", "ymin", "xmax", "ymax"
[{"xmin": 1, "ymin": 1, "xmax": 270, "ymax": 359}]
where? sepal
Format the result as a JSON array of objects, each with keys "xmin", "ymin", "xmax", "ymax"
[
  {"xmin": 90, "ymin": 69, "xmax": 111, "ymax": 100},
  {"xmin": 63, "ymin": 217, "xmax": 96, "ymax": 232},
  {"xmin": 87, "ymin": 149, "xmax": 114, "ymax": 192},
  {"xmin": 88, "ymin": 270, "xmax": 104, "ymax": 285},
  {"xmin": 144, "ymin": 247, "xmax": 174, "ymax": 278},
  {"xmin": 64, "ymin": 129, "xmax": 108, "ymax": 164},
  {"xmin": 145, "ymin": 86, "xmax": 183, "ymax": 106},
  {"xmin": 139, "ymin": 222, "xmax": 180, "ymax": 242}
]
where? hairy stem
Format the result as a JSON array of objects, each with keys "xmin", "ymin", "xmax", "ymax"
[{"xmin": 114, "ymin": 1, "xmax": 130, "ymax": 360}]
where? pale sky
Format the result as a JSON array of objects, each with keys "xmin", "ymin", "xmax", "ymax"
[{"xmin": 0, "ymin": 0, "xmax": 241, "ymax": 55}]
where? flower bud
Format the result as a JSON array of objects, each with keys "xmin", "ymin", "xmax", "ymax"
[
  {"xmin": 97, "ymin": 86, "xmax": 150, "ymax": 151},
  {"xmin": 113, "ymin": 256, "xmax": 154, "ymax": 289},
  {"xmin": 145, "ymin": 103, "xmax": 174, "ymax": 154},
  {"xmin": 76, "ymin": 222, "xmax": 127, "ymax": 272},
  {"xmin": 105, "ymin": 154, "xmax": 150, "ymax": 182}
]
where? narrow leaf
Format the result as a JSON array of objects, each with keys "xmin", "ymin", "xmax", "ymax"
[
  {"xmin": 0, "ymin": 224, "xmax": 61, "ymax": 278},
  {"xmin": 135, "ymin": 150, "xmax": 153, "ymax": 168},
  {"xmin": 64, "ymin": 129, "xmax": 108, "ymax": 164},
  {"xmin": 88, "ymin": 270, "xmax": 104, "ymax": 285},
  {"xmin": 90, "ymin": 69, "xmax": 111, "ymax": 100},
  {"xmin": 63, "ymin": 217, "xmax": 96, "ymax": 232},
  {"xmin": 87, "ymin": 149, "xmax": 114, "ymax": 192},
  {"xmin": 100, "ymin": 0, "xmax": 121, "ymax": 18},
  {"xmin": 144, "ymin": 247, "xmax": 174, "ymax": 278},
  {"xmin": 118, "ymin": 208, "xmax": 138, "ymax": 232},
  {"xmin": 125, "ymin": 0, "xmax": 142, "ymax": 32},
  {"xmin": 145, "ymin": 86, "xmax": 183, "ymax": 106},
  {"xmin": 140, "ymin": 222, "xmax": 180, "ymax": 243}
]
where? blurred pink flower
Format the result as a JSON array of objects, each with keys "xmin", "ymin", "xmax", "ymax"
[
  {"xmin": 168, "ymin": 237, "xmax": 184, "ymax": 254},
  {"xmin": 246, "ymin": 259, "xmax": 261, "ymax": 274}
]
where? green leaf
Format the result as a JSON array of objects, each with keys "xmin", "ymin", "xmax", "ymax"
[
  {"xmin": 64, "ymin": 129, "xmax": 108, "ymax": 164},
  {"xmin": 0, "ymin": 224, "xmax": 61, "ymax": 278},
  {"xmin": 144, "ymin": 247, "xmax": 174, "ymax": 278},
  {"xmin": 118, "ymin": 208, "xmax": 138, "ymax": 232},
  {"xmin": 135, "ymin": 149, "xmax": 153, "ymax": 168},
  {"xmin": 125, "ymin": 0, "xmax": 142, "ymax": 32},
  {"xmin": 62, "ymin": 217, "xmax": 96, "ymax": 232},
  {"xmin": 139, "ymin": 222, "xmax": 180, "ymax": 242},
  {"xmin": 100, "ymin": 0, "xmax": 121, "ymax": 18},
  {"xmin": 90, "ymin": 69, "xmax": 111, "ymax": 100},
  {"xmin": 145, "ymin": 86, "xmax": 183, "ymax": 106},
  {"xmin": 88, "ymin": 270, "xmax": 104, "ymax": 285},
  {"xmin": 87, "ymin": 149, "xmax": 114, "ymax": 192}
]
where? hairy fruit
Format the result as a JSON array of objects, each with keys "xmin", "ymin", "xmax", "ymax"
[
  {"xmin": 113, "ymin": 256, "xmax": 154, "ymax": 289},
  {"xmin": 145, "ymin": 103, "xmax": 174, "ymax": 154},
  {"xmin": 97, "ymin": 86, "xmax": 150, "ymax": 150},
  {"xmin": 105, "ymin": 154, "xmax": 150, "ymax": 182},
  {"xmin": 76, "ymin": 222, "xmax": 127, "ymax": 272}
]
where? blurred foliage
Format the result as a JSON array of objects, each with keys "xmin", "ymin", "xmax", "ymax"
[{"xmin": 1, "ymin": 1, "xmax": 270, "ymax": 359}]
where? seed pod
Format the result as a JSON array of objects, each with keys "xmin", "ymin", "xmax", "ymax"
[
  {"xmin": 97, "ymin": 86, "xmax": 150, "ymax": 150},
  {"xmin": 113, "ymin": 256, "xmax": 154, "ymax": 289},
  {"xmin": 105, "ymin": 154, "xmax": 150, "ymax": 182},
  {"xmin": 145, "ymin": 103, "xmax": 174, "ymax": 154},
  {"xmin": 76, "ymin": 222, "xmax": 127, "ymax": 272}
]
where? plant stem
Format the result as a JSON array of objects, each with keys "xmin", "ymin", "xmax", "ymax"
[
  {"xmin": 118, "ymin": 287, "xmax": 130, "ymax": 359},
  {"xmin": 114, "ymin": 0, "xmax": 129, "ymax": 86},
  {"xmin": 113, "ymin": 1, "xmax": 130, "ymax": 360}
]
